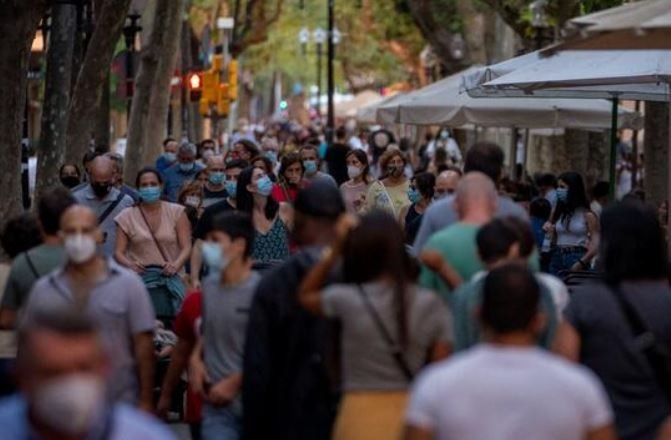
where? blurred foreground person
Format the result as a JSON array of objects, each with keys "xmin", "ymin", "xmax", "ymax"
[
  {"xmin": 557, "ymin": 201, "xmax": 671, "ymax": 440},
  {"xmin": 242, "ymin": 181, "xmax": 345, "ymax": 440},
  {"xmin": 0, "ymin": 308, "xmax": 174, "ymax": 439},
  {"xmin": 405, "ymin": 265, "xmax": 615, "ymax": 440},
  {"xmin": 24, "ymin": 205, "xmax": 156, "ymax": 408},
  {"xmin": 299, "ymin": 211, "xmax": 451, "ymax": 440}
]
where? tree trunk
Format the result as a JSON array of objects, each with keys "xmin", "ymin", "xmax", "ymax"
[
  {"xmin": 142, "ymin": 0, "xmax": 185, "ymax": 168},
  {"xmin": 125, "ymin": 0, "xmax": 183, "ymax": 183},
  {"xmin": 644, "ymin": 102, "xmax": 669, "ymax": 208},
  {"xmin": 94, "ymin": 69, "xmax": 111, "ymax": 150},
  {"xmin": 65, "ymin": 0, "xmax": 132, "ymax": 164},
  {"xmin": 181, "ymin": 19, "xmax": 201, "ymax": 142},
  {"xmin": 36, "ymin": 3, "xmax": 77, "ymax": 202},
  {"xmin": 0, "ymin": 1, "xmax": 46, "ymax": 220}
]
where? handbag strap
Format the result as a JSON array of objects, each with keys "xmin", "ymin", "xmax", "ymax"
[
  {"xmin": 610, "ymin": 284, "xmax": 671, "ymax": 402},
  {"xmin": 98, "ymin": 191, "xmax": 125, "ymax": 225},
  {"xmin": 137, "ymin": 205, "xmax": 170, "ymax": 263},
  {"xmin": 24, "ymin": 251, "xmax": 40, "ymax": 280},
  {"xmin": 356, "ymin": 284, "xmax": 414, "ymax": 381}
]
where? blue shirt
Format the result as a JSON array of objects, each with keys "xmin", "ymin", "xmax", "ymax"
[
  {"xmin": 162, "ymin": 163, "xmax": 204, "ymax": 202},
  {"xmin": 0, "ymin": 394, "xmax": 176, "ymax": 439},
  {"xmin": 155, "ymin": 155, "xmax": 175, "ymax": 174}
]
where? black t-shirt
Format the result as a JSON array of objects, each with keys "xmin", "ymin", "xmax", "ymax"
[
  {"xmin": 194, "ymin": 198, "xmax": 235, "ymax": 240},
  {"xmin": 324, "ymin": 142, "xmax": 350, "ymax": 187},
  {"xmin": 203, "ymin": 187, "xmax": 228, "ymax": 206}
]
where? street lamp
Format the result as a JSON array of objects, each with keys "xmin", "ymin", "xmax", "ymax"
[
  {"xmin": 529, "ymin": 0, "xmax": 550, "ymax": 50},
  {"xmin": 313, "ymin": 27, "xmax": 326, "ymax": 114},
  {"xmin": 449, "ymin": 33, "xmax": 466, "ymax": 61},
  {"xmin": 123, "ymin": 13, "xmax": 142, "ymax": 119}
]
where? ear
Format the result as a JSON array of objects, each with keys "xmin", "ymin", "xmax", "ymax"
[
  {"xmin": 529, "ymin": 312, "xmax": 547, "ymax": 336},
  {"xmin": 507, "ymin": 242, "xmax": 521, "ymax": 259}
]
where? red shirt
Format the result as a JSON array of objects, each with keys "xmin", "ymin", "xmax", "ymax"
[
  {"xmin": 173, "ymin": 291, "xmax": 203, "ymax": 423},
  {"xmin": 271, "ymin": 183, "xmax": 299, "ymax": 204}
]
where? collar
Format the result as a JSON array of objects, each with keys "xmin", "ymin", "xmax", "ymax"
[{"xmin": 51, "ymin": 258, "xmax": 123, "ymax": 293}]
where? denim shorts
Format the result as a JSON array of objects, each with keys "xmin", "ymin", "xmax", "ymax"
[
  {"xmin": 549, "ymin": 246, "xmax": 587, "ymax": 277},
  {"xmin": 202, "ymin": 403, "xmax": 241, "ymax": 440}
]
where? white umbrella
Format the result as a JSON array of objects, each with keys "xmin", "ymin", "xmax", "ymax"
[
  {"xmin": 550, "ymin": 0, "xmax": 671, "ymax": 51},
  {"xmin": 376, "ymin": 66, "xmax": 641, "ymax": 129},
  {"xmin": 356, "ymin": 93, "xmax": 406, "ymax": 124}
]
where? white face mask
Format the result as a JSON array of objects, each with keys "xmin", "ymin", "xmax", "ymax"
[
  {"xmin": 185, "ymin": 195, "xmax": 201, "ymax": 208},
  {"xmin": 202, "ymin": 149, "xmax": 215, "ymax": 160},
  {"xmin": 32, "ymin": 374, "xmax": 106, "ymax": 436},
  {"xmin": 64, "ymin": 233, "xmax": 97, "ymax": 264},
  {"xmin": 347, "ymin": 165, "xmax": 362, "ymax": 180}
]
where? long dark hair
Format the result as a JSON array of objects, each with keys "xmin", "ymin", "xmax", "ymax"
[
  {"xmin": 342, "ymin": 211, "xmax": 414, "ymax": 348},
  {"xmin": 279, "ymin": 152, "xmax": 304, "ymax": 187},
  {"xmin": 236, "ymin": 166, "xmax": 279, "ymax": 221},
  {"xmin": 552, "ymin": 171, "xmax": 590, "ymax": 224},
  {"xmin": 346, "ymin": 149, "xmax": 372, "ymax": 183},
  {"xmin": 601, "ymin": 201, "xmax": 668, "ymax": 285}
]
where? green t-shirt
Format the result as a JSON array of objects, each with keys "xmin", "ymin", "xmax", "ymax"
[
  {"xmin": 1, "ymin": 244, "xmax": 65, "ymax": 311},
  {"xmin": 419, "ymin": 222, "xmax": 483, "ymax": 304}
]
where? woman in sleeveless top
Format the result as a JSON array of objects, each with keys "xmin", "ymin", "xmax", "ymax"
[
  {"xmin": 237, "ymin": 166, "xmax": 293, "ymax": 263},
  {"xmin": 544, "ymin": 171, "xmax": 599, "ymax": 276},
  {"xmin": 299, "ymin": 212, "xmax": 452, "ymax": 440},
  {"xmin": 114, "ymin": 167, "xmax": 192, "ymax": 322},
  {"xmin": 365, "ymin": 149, "xmax": 410, "ymax": 220}
]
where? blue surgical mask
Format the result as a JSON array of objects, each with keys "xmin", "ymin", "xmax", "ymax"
[
  {"xmin": 201, "ymin": 242, "xmax": 230, "ymax": 271},
  {"xmin": 265, "ymin": 151, "xmax": 278, "ymax": 163},
  {"xmin": 139, "ymin": 186, "xmax": 161, "ymax": 203},
  {"xmin": 225, "ymin": 181, "xmax": 237, "ymax": 198},
  {"xmin": 179, "ymin": 162, "xmax": 195, "ymax": 173},
  {"xmin": 407, "ymin": 188, "xmax": 421, "ymax": 204},
  {"xmin": 303, "ymin": 160, "xmax": 317, "ymax": 175},
  {"xmin": 208, "ymin": 171, "xmax": 225, "ymax": 185},
  {"xmin": 556, "ymin": 188, "xmax": 569, "ymax": 203},
  {"xmin": 162, "ymin": 152, "xmax": 176, "ymax": 163},
  {"xmin": 256, "ymin": 176, "xmax": 273, "ymax": 196}
]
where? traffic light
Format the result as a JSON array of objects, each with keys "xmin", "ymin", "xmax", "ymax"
[
  {"xmin": 228, "ymin": 59, "xmax": 238, "ymax": 101},
  {"xmin": 217, "ymin": 83, "xmax": 230, "ymax": 116},
  {"xmin": 202, "ymin": 70, "xmax": 218, "ymax": 103},
  {"xmin": 187, "ymin": 72, "xmax": 203, "ymax": 102}
]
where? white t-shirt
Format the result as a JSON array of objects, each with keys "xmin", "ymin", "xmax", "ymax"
[{"xmin": 406, "ymin": 344, "xmax": 612, "ymax": 440}]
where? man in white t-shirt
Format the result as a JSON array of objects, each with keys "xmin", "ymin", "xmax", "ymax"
[{"xmin": 404, "ymin": 265, "xmax": 615, "ymax": 440}]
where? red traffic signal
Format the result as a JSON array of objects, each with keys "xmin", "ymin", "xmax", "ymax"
[{"xmin": 187, "ymin": 71, "xmax": 203, "ymax": 102}]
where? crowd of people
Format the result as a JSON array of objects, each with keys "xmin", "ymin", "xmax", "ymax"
[{"xmin": 0, "ymin": 121, "xmax": 669, "ymax": 440}]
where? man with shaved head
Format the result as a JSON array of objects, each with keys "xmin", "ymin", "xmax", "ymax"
[
  {"xmin": 22, "ymin": 205, "xmax": 156, "ymax": 410},
  {"xmin": 419, "ymin": 172, "xmax": 498, "ymax": 303},
  {"xmin": 434, "ymin": 168, "xmax": 462, "ymax": 200},
  {"xmin": 71, "ymin": 155, "xmax": 134, "ymax": 256}
]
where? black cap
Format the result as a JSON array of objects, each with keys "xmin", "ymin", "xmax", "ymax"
[{"xmin": 294, "ymin": 180, "xmax": 345, "ymax": 220}]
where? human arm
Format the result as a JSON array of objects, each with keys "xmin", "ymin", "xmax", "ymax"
[
  {"xmin": 188, "ymin": 339, "xmax": 210, "ymax": 396},
  {"xmin": 114, "ymin": 226, "xmax": 145, "ymax": 273},
  {"xmin": 163, "ymin": 210, "xmax": 192, "ymax": 276},
  {"xmin": 419, "ymin": 249, "xmax": 463, "ymax": 291},
  {"xmin": 189, "ymin": 239, "xmax": 203, "ymax": 290},
  {"xmin": 279, "ymin": 202, "xmax": 294, "ymax": 230},
  {"xmin": 404, "ymin": 426, "xmax": 435, "ymax": 440},
  {"xmin": 133, "ymin": 331, "xmax": 155, "ymax": 412},
  {"xmin": 156, "ymin": 337, "xmax": 195, "ymax": 418},
  {"xmin": 208, "ymin": 373, "xmax": 243, "ymax": 406},
  {"xmin": 552, "ymin": 320, "xmax": 581, "ymax": 362},
  {"xmin": 586, "ymin": 425, "xmax": 617, "ymax": 440}
]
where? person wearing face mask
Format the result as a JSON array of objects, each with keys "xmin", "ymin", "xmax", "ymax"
[
  {"xmin": 197, "ymin": 139, "xmax": 218, "ymax": 167},
  {"xmin": 300, "ymin": 144, "xmax": 337, "ymax": 188},
  {"xmin": 188, "ymin": 212, "xmax": 261, "ymax": 440},
  {"xmin": 543, "ymin": 171, "xmax": 599, "ymax": 276},
  {"xmin": 434, "ymin": 168, "xmax": 461, "ymax": 200},
  {"xmin": 59, "ymin": 163, "xmax": 82, "ymax": 189},
  {"xmin": 23, "ymin": 205, "xmax": 156, "ymax": 409},
  {"xmin": 71, "ymin": 156, "xmax": 135, "ymax": 257},
  {"xmin": 156, "ymin": 137, "xmax": 179, "ymax": 174},
  {"xmin": 178, "ymin": 182, "xmax": 205, "ymax": 231},
  {"xmin": 340, "ymin": 149, "xmax": 374, "ymax": 214},
  {"xmin": 190, "ymin": 160, "xmax": 248, "ymax": 290},
  {"xmin": 426, "ymin": 128, "xmax": 462, "ymax": 165},
  {"xmin": 162, "ymin": 142, "xmax": 205, "ymax": 203},
  {"xmin": 0, "ymin": 307, "xmax": 175, "ymax": 439},
  {"xmin": 261, "ymin": 136, "xmax": 280, "ymax": 172},
  {"xmin": 232, "ymin": 139, "xmax": 260, "ymax": 162},
  {"xmin": 114, "ymin": 168, "xmax": 192, "ymax": 324},
  {"xmin": 272, "ymin": 153, "xmax": 305, "ymax": 204},
  {"xmin": 400, "ymin": 172, "xmax": 435, "ymax": 245},
  {"xmin": 365, "ymin": 149, "xmax": 411, "ymax": 220},
  {"xmin": 236, "ymin": 166, "xmax": 293, "ymax": 263},
  {"xmin": 203, "ymin": 155, "xmax": 229, "ymax": 208},
  {"xmin": 105, "ymin": 152, "xmax": 139, "ymax": 203}
]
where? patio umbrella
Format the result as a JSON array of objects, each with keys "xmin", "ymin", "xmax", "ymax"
[
  {"xmin": 469, "ymin": 49, "xmax": 671, "ymax": 199},
  {"xmin": 375, "ymin": 66, "xmax": 641, "ymax": 129},
  {"xmin": 547, "ymin": 0, "xmax": 671, "ymax": 51},
  {"xmin": 356, "ymin": 93, "xmax": 406, "ymax": 124}
]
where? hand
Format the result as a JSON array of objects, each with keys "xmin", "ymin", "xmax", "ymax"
[
  {"xmin": 571, "ymin": 260, "xmax": 587, "ymax": 272},
  {"xmin": 542, "ymin": 222, "xmax": 555, "ymax": 234},
  {"xmin": 157, "ymin": 345, "xmax": 173, "ymax": 358},
  {"xmin": 156, "ymin": 393, "xmax": 172, "ymax": 420},
  {"xmin": 334, "ymin": 213, "xmax": 359, "ymax": 243},
  {"xmin": 189, "ymin": 353, "xmax": 210, "ymax": 397},
  {"xmin": 419, "ymin": 250, "xmax": 446, "ymax": 273},
  {"xmin": 207, "ymin": 375, "xmax": 241, "ymax": 406},
  {"xmin": 162, "ymin": 262, "xmax": 179, "ymax": 276},
  {"xmin": 131, "ymin": 260, "xmax": 145, "ymax": 273},
  {"xmin": 191, "ymin": 277, "xmax": 202, "ymax": 291}
]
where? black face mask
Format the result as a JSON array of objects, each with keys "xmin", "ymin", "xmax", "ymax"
[
  {"xmin": 91, "ymin": 182, "xmax": 111, "ymax": 198},
  {"xmin": 60, "ymin": 176, "xmax": 80, "ymax": 189}
]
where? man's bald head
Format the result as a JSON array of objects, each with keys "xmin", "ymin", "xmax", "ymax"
[
  {"xmin": 88, "ymin": 156, "xmax": 115, "ymax": 183},
  {"xmin": 206, "ymin": 155, "xmax": 226, "ymax": 171},
  {"xmin": 455, "ymin": 172, "xmax": 498, "ymax": 220},
  {"xmin": 59, "ymin": 205, "xmax": 101, "ymax": 241},
  {"xmin": 435, "ymin": 169, "xmax": 461, "ymax": 198}
]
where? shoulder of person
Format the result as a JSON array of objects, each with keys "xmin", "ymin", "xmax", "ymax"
[{"xmin": 112, "ymin": 403, "xmax": 177, "ymax": 439}]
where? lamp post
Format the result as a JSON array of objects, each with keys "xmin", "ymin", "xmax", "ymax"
[
  {"xmin": 530, "ymin": 0, "xmax": 549, "ymax": 50},
  {"xmin": 326, "ymin": 0, "xmax": 335, "ymax": 147},
  {"xmin": 313, "ymin": 27, "xmax": 326, "ymax": 115},
  {"xmin": 123, "ymin": 13, "xmax": 142, "ymax": 120}
]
